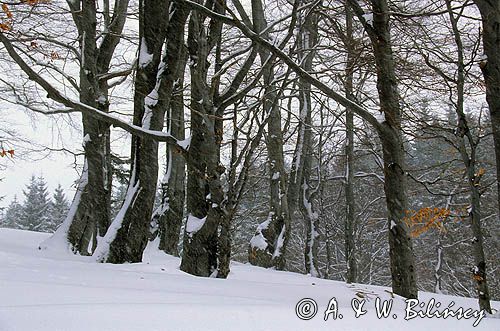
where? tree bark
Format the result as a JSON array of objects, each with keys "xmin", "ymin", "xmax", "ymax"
[
  {"xmin": 474, "ymin": 0, "xmax": 500, "ymax": 234},
  {"xmin": 248, "ymin": 0, "xmax": 291, "ymax": 271},
  {"xmin": 40, "ymin": 0, "xmax": 129, "ymax": 255},
  {"xmin": 96, "ymin": 0, "xmax": 189, "ymax": 263},
  {"xmin": 447, "ymin": 0, "xmax": 492, "ymax": 312},
  {"xmin": 348, "ymin": 0, "xmax": 418, "ymax": 299},
  {"xmin": 156, "ymin": 45, "xmax": 188, "ymax": 256},
  {"xmin": 296, "ymin": 1, "xmax": 320, "ymax": 277},
  {"xmin": 344, "ymin": 3, "xmax": 357, "ymax": 284},
  {"xmin": 180, "ymin": 0, "xmax": 224, "ymax": 276}
]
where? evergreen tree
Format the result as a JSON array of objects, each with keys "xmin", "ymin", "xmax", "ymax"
[
  {"xmin": 21, "ymin": 175, "xmax": 51, "ymax": 232},
  {"xmin": 49, "ymin": 184, "xmax": 69, "ymax": 232},
  {"xmin": 2, "ymin": 195, "xmax": 23, "ymax": 229}
]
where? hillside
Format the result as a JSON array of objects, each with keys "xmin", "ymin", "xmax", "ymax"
[{"xmin": 0, "ymin": 228, "xmax": 498, "ymax": 331}]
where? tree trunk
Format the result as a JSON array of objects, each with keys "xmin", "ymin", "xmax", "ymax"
[
  {"xmin": 156, "ymin": 45, "xmax": 188, "ymax": 256},
  {"xmin": 95, "ymin": 0, "xmax": 189, "ymax": 263},
  {"xmin": 67, "ymin": 0, "xmax": 105, "ymax": 254},
  {"xmin": 248, "ymin": 0, "xmax": 291, "ymax": 270},
  {"xmin": 447, "ymin": 0, "xmax": 492, "ymax": 313},
  {"xmin": 295, "ymin": 1, "xmax": 320, "ymax": 277},
  {"xmin": 40, "ymin": 0, "xmax": 130, "ymax": 254},
  {"xmin": 344, "ymin": 3, "xmax": 357, "ymax": 284},
  {"xmin": 180, "ymin": 1, "xmax": 224, "ymax": 276},
  {"xmin": 349, "ymin": 0, "xmax": 418, "ymax": 298},
  {"xmin": 474, "ymin": 0, "xmax": 500, "ymax": 233}
]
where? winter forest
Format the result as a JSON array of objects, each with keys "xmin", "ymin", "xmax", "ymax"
[{"xmin": 0, "ymin": 0, "xmax": 499, "ymax": 329}]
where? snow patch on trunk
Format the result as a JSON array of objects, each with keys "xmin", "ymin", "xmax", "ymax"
[
  {"xmin": 138, "ymin": 37, "xmax": 153, "ymax": 68},
  {"xmin": 186, "ymin": 214, "xmax": 207, "ymax": 238},
  {"xmin": 38, "ymin": 159, "xmax": 89, "ymax": 254},
  {"xmin": 93, "ymin": 167, "xmax": 141, "ymax": 262},
  {"xmin": 390, "ymin": 220, "xmax": 397, "ymax": 230},
  {"xmin": 249, "ymin": 214, "xmax": 272, "ymax": 251},
  {"xmin": 178, "ymin": 136, "xmax": 191, "ymax": 150},
  {"xmin": 250, "ymin": 233, "xmax": 268, "ymax": 250},
  {"xmin": 376, "ymin": 111, "xmax": 386, "ymax": 123},
  {"xmin": 363, "ymin": 13, "xmax": 374, "ymax": 26},
  {"xmin": 272, "ymin": 226, "xmax": 286, "ymax": 258}
]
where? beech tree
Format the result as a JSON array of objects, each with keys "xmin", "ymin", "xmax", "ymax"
[
  {"xmin": 94, "ymin": 0, "xmax": 190, "ymax": 263},
  {"xmin": 474, "ymin": 0, "xmax": 500, "ymax": 222},
  {"xmin": 1, "ymin": 0, "xmax": 499, "ymax": 307}
]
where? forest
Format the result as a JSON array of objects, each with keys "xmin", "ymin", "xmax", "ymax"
[{"xmin": 0, "ymin": 0, "xmax": 499, "ymax": 318}]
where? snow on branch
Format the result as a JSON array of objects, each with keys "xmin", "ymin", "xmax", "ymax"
[
  {"xmin": 176, "ymin": 0, "xmax": 382, "ymax": 132},
  {"xmin": 0, "ymin": 31, "xmax": 189, "ymax": 153}
]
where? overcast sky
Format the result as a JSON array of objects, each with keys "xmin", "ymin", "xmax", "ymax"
[{"xmin": 1, "ymin": 105, "xmax": 82, "ymax": 209}]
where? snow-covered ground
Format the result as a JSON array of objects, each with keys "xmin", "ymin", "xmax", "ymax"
[{"xmin": 0, "ymin": 228, "xmax": 498, "ymax": 331}]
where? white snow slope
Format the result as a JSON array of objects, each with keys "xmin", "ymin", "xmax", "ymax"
[{"xmin": 0, "ymin": 228, "xmax": 498, "ymax": 331}]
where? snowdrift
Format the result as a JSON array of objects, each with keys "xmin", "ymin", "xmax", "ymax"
[{"xmin": 0, "ymin": 228, "xmax": 498, "ymax": 331}]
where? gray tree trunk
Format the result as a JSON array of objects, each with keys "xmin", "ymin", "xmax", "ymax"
[
  {"xmin": 96, "ymin": 0, "xmax": 189, "ymax": 263},
  {"xmin": 43, "ymin": 0, "xmax": 129, "ymax": 255},
  {"xmin": 474, "ymin": 0, "xmax": 500, "ymax": 238},
  {"xmin": 446, "ymin": 0, "xmax": 492, "ymax": 312},
  {"xmin": 348, "ymin": 0, "xmax": 418, "ymax": 299},
  {"xmin": 180, "ymin": 0, "xmax": 224, "ymax": 276},
  {"xmin": 248, "ymin": 0, "xmax": 291, "ymax": 271},
  {"xmin": 344, "ymin": 3, "xmax": 357, "ymax": 284},
  {"xmin": 156, "ymin": 45, "xmax": 188, "ymax": 256},
  {"xmin": 296, "ymin": 1, "xmax": 320, "ymax": 277}
]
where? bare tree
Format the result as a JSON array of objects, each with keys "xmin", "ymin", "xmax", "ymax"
[
  {"xmin": 474, "ymin": 0, "xmax": 500, "ymax": 226},
  {"xmin": 95, "ymin": 0, "xmax": 190, "ymax": 263}
]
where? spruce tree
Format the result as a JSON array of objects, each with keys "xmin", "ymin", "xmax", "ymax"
[
  {"xmin": 21, "ymin": 175, "xmax": 51, "ymax": 232},
  {"xmin": 49, "ymin": 184, "xmax": 69, "ymax": 232},
  {"xmin": 2, "ymin": 195, "xmax": 23, "ymax": 229}
]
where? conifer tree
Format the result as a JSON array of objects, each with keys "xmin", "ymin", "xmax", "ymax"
[
  {"xmin": 21, "ymin": 175, "xmax": 51, "ymax": 232},
  {"xmin": 2, "ymin": 195, "xmax": 23, "ymax": 229},
  {"xmin": 49, "ymin": 184, "xmax": 69, "ymax": 233}
]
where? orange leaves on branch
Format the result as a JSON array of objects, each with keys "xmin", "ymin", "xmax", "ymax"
[
  {"xmin": 1, "ymin": 1, "xmax": 50, "ymax": 32},
  {"xmin": 22, "ymin": 0, "xmax": 49, "ymax": 5},
  {"xmin": 0, "ymin": 148, "xmax": 15, "ymax": 158},
  {"xmin": 475, "ymin": 167, "xmax": 486, "ymax": 181},
  {"xmin": 473, "ymin": 274, "xmax": 484, "ymax": 282},
  {"xmin": 0, "ymin": 22, "xmax": 11, "ymax": 32},
  {"xmin": 404, "ymin": 207, "xmax": 452, "ymax": 238},
  {"xmin": 2, "ymin": 4, "xmax": 12, "ymax": 19},
  {"xmin": 1, "ymin": 4, "xmax": 13, "ymax": 31},
  {"xmin": 50, "ymin": 50, "xmax": 59, "ymax": 60}
]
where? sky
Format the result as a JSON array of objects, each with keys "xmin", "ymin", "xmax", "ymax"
[{"xmin": 0, "ymin": 105, "xmax": 83, "ymax": 209}]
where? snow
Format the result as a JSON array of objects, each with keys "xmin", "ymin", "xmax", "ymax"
[
  {"xmin": 93, "ymin": 167, "xmax": 140, "ymax": 262},
  {"xmin": 38, "ymin": 159, "xmax": 89, "ymax": 255},
  {"xmin": 1, "ymin": 228, "xmax": 499, "ymax": 331},
  {"xmin": 142, "ymin": 82, "xmax": 160, "ymax": 130},
  {"xmin": 141, "ymin": 107, "xmax": 153, "ymax": 130},
  {"xmin": 376, "ymin": 111, "xmax": 386, "ymax": 123},
  {"xmin": 390, "ymin": 220, "xmax": 397, "ymax": 230},
  {"xmin": 257, "ymin": 217, "xmax": 271, "ymax": 231},
  {"xmin": 82, "ymin": 134, "xmax": 91, "ymax": 146},
  {"xmin": 250, "ymin": 232, "xmax": 268, "ymax": 250},
  {"xmin": 250, "ymin": 215, "xmax": 272, "ymax": 250},
  {"xmin": 97, "ymin": 95, "xmax": 107, "ymax": 105},
  {"xmin": 272, "ymin": 226, "xmax": 286, "ymax": 258},
  {"xmin": 363, "ymin": 13, "xmax": 374, "ymax": 26},
  {"xmin": 272, "ymin": 172, "xmax": 280, "ymax": 180},
  {"xmin": 138, "ymin": 37, "xmax": 153, "ymax": 68},
  {"xmin": 178, "ymin": 136, "xmax": 192, "ymax": 150},
  {"xmin": 185, "ymin": 213, "xmax": 206, "ymax": 237}
]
